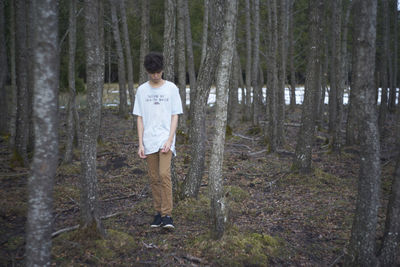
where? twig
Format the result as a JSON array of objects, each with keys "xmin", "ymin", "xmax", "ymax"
[
  {"xmin": 284, "ymin": 122, "xmax": 301, "ymax": 127},
  {"xmin": 142, "ymin": 241, "xmax": 158, "ymax": 249},
  {"xmin": 0, "ymin": 172, "xmax": 29, "ymax": 177},
  {"xmin": 101, "ymin": 193, "xmax": 137, "ymax": 202},
  {"xmin": 329, "ymin": 252, "xmax": 344, "ymax": 267},
  {"xmin": 249, "ymin": 149, "xmax": 268, "ymax": 156},
  {"xmin": 182, "ymin": 254, "xmax": 203, "ymax": 264},
  {"xmin": 226, "ymin": 143, "xmax": 252, "ymax": 150},
  {"xmin": 233, "ymin": 133, "xmax": 259, "ymax": 141}
]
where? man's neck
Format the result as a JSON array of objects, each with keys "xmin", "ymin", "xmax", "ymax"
[{"xmin": 149, "ymin": 79, "xmax": 165, "ymax": 88}]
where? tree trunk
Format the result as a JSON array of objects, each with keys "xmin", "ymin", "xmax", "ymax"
[
  {"xmin": 139, "ymin": 0, "xmax": 149, "ymax": 85},
  {"xmin": 64, "ymin": 0, "xmax": 78, "ymax": 164},
  {"xmin": 177, "ymin": 0, "xmax": 187, "ymax": 133},
  {"xmin": 277, "ymin": 0, "xmax": 288, "ymax": 146},
  {"xmin": 14, "ymin": 0, "xmax": 30, "ymax": 166},
  {"xmin": 378, "ymin": 0, "xmax": 389, "ymax": 133},
  {"xmin": 228, "ymin": 47, "xmax": 241, "ymax": 128},
  {"xmin": 288, "ymin": 0, "xmax": 296, "ymax": 111},
  {"xmin": 80, "ymin": 0, "xmax": 105, "ymax": 235},
  {"xmin": 388, "ymin": 0, "xmax": 397, "ymax": 113},
  {"xmin": 110, "ymin": 0, "xmax": 128, "ymax": 117},
  {"xmin": 378, "ymin": 109, "xmax": 400, "ymax": 266},
  {"xmin": 344, "ymin": 0, "xmax": 379, "ymax": 265},
  {"xmin": 267, "ymin": 0, "xmax": 279, "ymax": 152},
  {"xmin": 8, "ymin": 0, "xmax": 17, "ymax": 149},
  {"xmin": 292, "ymin": 0, "xmax": 322, "ymax": 173},
  {"xmin": 251, "ymin": 0, "xmax": 261, "ymax": 126},
  {"xmin": 200, "ymin": 0, "xmax": 209, "ymax": 66},
  {"xmin": 25, "ymin": 0, "xmax": 59, "ymax": 265},
  {"xmin": 244, "ymin": 0, "xmax": 252, "ymax": 121},
  {"xmin": 0, "ymin": 0, "xmax": 7, "ymax": 135},
  {"xmin": 183, "ymin": 0, "xmax": 196, "ymax": 117},
  {"xmin": 209, "ymin": 0, "xmax": 237, "ymax": 240},
  {"xmin": 163, "ymin": 0, "xmax": 176, "ymax": 82},
  {"xmin": 120, "ymin": 0, "xmax": 135, "ymax": 111},
  {"xmin": 182, "ymin": 0, "xmax": 226, "ymax": 199}
]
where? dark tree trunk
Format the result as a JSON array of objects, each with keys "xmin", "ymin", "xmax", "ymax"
[
  {"xmin": 15, "ymin": 0, "xmax": 30, "ymax": 166},
  {"xmin": 139, "ymin": 0, "xmax": 149, "ymax": 85},
  {"xmin": 251, "ymin": 0, "xmax": 260, "ymax": 126},
  {"xmin": 25, "ymin": 0, "xmax": 59, "ymax": 265},
  {"xmin": 388, "ymin": 0, "xmax": 398, "ymax": 113},
  {"xmin": 244, "ymin": 0, "xmax": 252, "ymax": 121},
  {"xmin": 209, "ymin": 0, "xmax": 237, "ymax": 239},
  {"xmin": 177, "ymin": 0, "xmax": 187, "ymax": 133},
  {"xmin": 344, "ymin": 0, "xmax": 380, "ymax": 265},
  {"xmin": 292, "ymin": 0, "xmax": 322, "ymax": 173},
  {"xmin": 288, "ymin": 0, "xmax": 296, "ymax": 111},
  {"xmin": 8, "ymin": 0, "xmax": 17, "ymax": 149},
  {"xmin": 163, "ymin": 0, "xmax": 176, "ymax": 82},
  {"xmin": 182, "ymin": 0, "xmax": 225, "ymax": 199},
  {"xmin": 110, "ymin": 0, "xmax": 128, "ymax": 117},
  {"xmin": 120, "ymin": 0, "xmax": 135, "ymax": 112},
  {"xmin": 80, "ymin": 0, "xmax": 105, "ymax": 235},
  {"xmin": 0, "ymin": 0, "xmax": 7, "ymax": 135},
  {"xmin": 64, "ymin": 0, "xmax": 78, "ymax": 164},
  {"xmin": 378, "ymin": 0, "xmax": 389, "ymax": 133},
  {"xmin": 228, "ymin": 47, "xmax": 241, "ymax": 128},
  {"xmin": 200, "ymin": 0, "xmax": 209, "ymax": 66}
]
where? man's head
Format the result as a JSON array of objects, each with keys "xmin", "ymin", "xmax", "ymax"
[{"xmin": 144, "ymin": 52, "xmax": 164, "ymax": 74}]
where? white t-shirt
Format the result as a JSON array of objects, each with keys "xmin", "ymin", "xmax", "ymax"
[{"xmin": 133, "ymin": 80, "xmax": 183, "ymax": 155}]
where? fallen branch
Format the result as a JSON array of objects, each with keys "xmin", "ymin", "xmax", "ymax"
[
  {"xmin": 232, "ymin": 133, "xmax": 259, "ymax": 141},
  {"xmin": 249, "ymin": 149, "xmax": 268, "ymax": 156},
  {"xmin": 101, "ymin": 193, "xmax": 137, "ymax": 202},
  {"xmin": 182, "ymin": 254, "xmax": 203, "ymax": 264},
  {"xmin": 0, "ymin": 172, "xmax": 29, "ymax": 177}
]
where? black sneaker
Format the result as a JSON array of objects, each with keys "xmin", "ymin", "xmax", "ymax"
[
  {"xmin": 150, "ymin": 213, "xmax": 162, "ymax": 228},
  {"xmin": 161, "ymin": 216, "xmax": 175, "ymax": 229}
]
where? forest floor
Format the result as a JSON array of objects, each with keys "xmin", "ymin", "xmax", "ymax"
[{"xmin": 0, "ymin": 105, "xmax": 398, "ymax": 266}]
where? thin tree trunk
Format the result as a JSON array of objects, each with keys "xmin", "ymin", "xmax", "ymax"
[
  {"xmin": 388, "ymin": 0, "xmax": 398, "ymax": 113},
  {"xmin": 9, "ymin": 0, "xmax": 17, "ymax": 149},
  {"xmin": 209, "ymin": 0, "xmax": 237, "ymax": 240},
  {"xmin": 80, "ymin": 0, "xmax": 105, "ymax": 235},
  {"xmin": 228, "ymin": 47, "xmax": 240, "ymax": 128},
  {"xmin": 182, "ymin": 0, "xmax": 226, "ymax": 199},
  {"xmin": 288, "ymin": 0, "xmax": 296, "ymax": 110},
  {"xmin": 244, "ymin": 0, "xmax": 252, "ymax": 121},
  {"xmin": 378, "ymin": 0, "xmax": 389, "ymax": 133},
  {"xmin": 177, "ymin": 0, "xmax": 187, "ymax": 133},
  {"xmin": 25, "ymin": 0, "xmax": 59, "ymax": 265},
  {"xmin": 344, "ymin": 0, "xmax": 380, "ymax": 265},
  {"xmin": 64, "ymin": 0, "xmax": 78, "ymax": 164},
  {"xmin": 120, "ymin": 0, "xmax": 135, "ymax": 111},
  {"xmin": 183, "ymin": 0, "xmax": 196, "ymax": 118},
  {"xmin": 15, "ymin": 0, "xmax": 29, "ymax": 166},
  {"xmin": 0, "ymin": 0, "xmax": 7, "ymax": 135},
  {"xmin": 292, "ymin": 0, "xmax": 322, "ymax": 173},
  {"xmin": 139, "ymin": 0, "xmax": 149, "ymax": 85},
  {"xmin": 110, "ymin": 0, "xmax": 128, "ymax": 117},
  {"xmin": 200, "ymin": 0, "xmax": 209, "ymax": 66},
  {"xmin": 378, "ymin": 109, "xmax": 400, "ymax": 266},
  {"xmin": 251, "ymin": 0, "xmax": 260, "ymax": 126},
  {"xmin": 163, "ymin": 0, "xmax": 176, "ymax": 82}
]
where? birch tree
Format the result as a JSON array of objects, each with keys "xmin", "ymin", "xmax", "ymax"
[
  {"xmin": 209, "ymin": 0, "xmax": 237, "ymax": 239},
  {"xmin": 25, "ymin": 0, "xmax": 59, "ymax": 265}
]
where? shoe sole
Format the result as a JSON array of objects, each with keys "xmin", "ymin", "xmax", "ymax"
[
  {"xmin": 162, "ymin": 224, "xmax": 175, "ymax": 229},
  {"xmin": 150, "ymin": 225, "xmax": 162, "ymax": 228}
]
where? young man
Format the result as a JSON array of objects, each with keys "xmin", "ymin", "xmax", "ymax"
[{"xmin": 133, "ymin": 52, "xmax": 183, "ymax": 229}]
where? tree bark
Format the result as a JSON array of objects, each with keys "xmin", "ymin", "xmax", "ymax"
[
  {"xmin": 200, "ymin": 0, "xmax": 209, "ymax": 66},
  {"xmin": 0, "ymin": 0, "xmax": 7, "ymax": 135},
  {"xmin": 209, "ymin": 0, "xmax": 237, "ymax": 239},
  {"xmin": 64, "ymin": 0, "xmax": 78, "ymax": 164},
  {"xmin": 163, "ymin": 0, "xmax": 176, "ymax": 82},
  {"xmin": 120, "ymin": 0, "xmax": 135, "ymax": 111},
  {"xmin": 378, "ymin": 0, "xmax": 389, "ymax": 133},
  {"xmin": 288, "ymin": 0, "xmax": 296, "ymax": 110},
  {"xmin": 182, "ymin": 0, "xmax": 226, "ymax": 199},
  {"xmin": 388, "ymin": 0, "xmax": 397, "ymax": 113},
  {"xmin": 25, "ymin": 0, "xmax": 59, "ymax": 265},
  {"xmin": 177, "ymin": 0, "xmax": 187, "ymax": 133},
  {"xmin": 80, "ymin": 0, "xmax": 105, "ymax": 235},
  {"xmin": 139, "ymin": 0, "xmax": 149, "ymax": 85},
  {"xmin": 344, "ymin": 0, "xmax": 380, "ymax": 265},
  {"xmin": 292, "ymin": 0, "xmax": 322, "ymax": 173},
  {"xmin": 228, "ymin": 47, "xmax": 241, "ymax": 128},
  {"xmin": 8, "ymin": 0, "xmax": 17, "ymax": 149},
  {"xmin": 244, "ymin": 0, "xmax": 252, "ymax": 121},
  {"xmin": 110, "ymin": 0, "xmax": 128, "ymax": 117},
  {"xmin": 251, "ymin": 0, "xmax": 261, "ymax": 126},
  {"xmin": 15, "ymin": 0, "xmax": 30, "ymax": 166}
]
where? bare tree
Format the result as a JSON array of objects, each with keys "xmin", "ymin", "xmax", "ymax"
[
  {"xmin": 120, "ymin": 0, "xmax": 135, "ymax": 110},
  {"xmin": 15, "ymin": 0, "xmax": 30, "ymax": 166},
  {"xmin": 110, "ymin": 0, "xmax": 128, "ymax": 117},
  {"xmin": 292, "ymin": 0, "xmax": 322, "ymax": 173},
  {"xmin": 163, "ymin": 0, "xmax": 176, "ymax": 82},
  {"xmin": 80, "ymin": 0, "xmax": 105, "ymax": 235},
  {"xmin": 0, "ymin": 0, "xmax": 7, "ymax": 135},
  {"xmin": 25, "ymin": 0, "xmax": 59, "ymax": 265},
  {"xmin": 64, "ymin": 0, "xmax": 79, "ymax": 164},
  {"xmin": 139, "ymin": 0, "xmax": 149, "ymax": 85},
  {"xmin": 345, "ymin": 0, "xmax": 380, "ymax": 265},
  {"xmin": 209, "ymin": 0, "xmax": 237, "ymax": 239},
  {"xmin": 182, "ymin": 0, "xmax": 226, "ymax": 198}
]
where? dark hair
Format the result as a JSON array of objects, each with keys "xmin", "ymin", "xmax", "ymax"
[{"xmin": 144, "ymin": 52, "xmax": 164, "ymax": 73}]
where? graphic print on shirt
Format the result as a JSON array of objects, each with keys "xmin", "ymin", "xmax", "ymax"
[{"xmin": 145, "ymin": 94, "xmax": 169, "ymax": 105}]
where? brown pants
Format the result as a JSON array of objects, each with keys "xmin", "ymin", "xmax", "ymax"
[{"xmin": 146, "ymin": 150, "xmax": 173, "ymax": 216}]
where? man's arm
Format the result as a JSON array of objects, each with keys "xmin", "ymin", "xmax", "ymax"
[
  {"xmin": 161, "ymin": 114, "xmax": 179, "ymax": 153},
  {"xmin": 137, "ymin": 116, "xmax": 147, "ymax": 158}
]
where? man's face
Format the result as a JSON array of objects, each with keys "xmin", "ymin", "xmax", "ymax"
[{"xmin": 148, "ymin": 71, "xmax": 163, "ymax": 83}]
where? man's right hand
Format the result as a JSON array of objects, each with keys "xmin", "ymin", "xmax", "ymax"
[{"xmin": 138, "ymin": 145, "xmax": 147, "ymax": 159}]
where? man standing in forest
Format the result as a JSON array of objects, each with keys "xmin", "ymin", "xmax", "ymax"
[{"xmin": 133, "ymin": 52, "xmax": 183, "ymax": 229}]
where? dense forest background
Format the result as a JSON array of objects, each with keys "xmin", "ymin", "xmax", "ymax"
[{"xmin": 0, "ymin": 0, "xmax": 400, "ymax": 266}]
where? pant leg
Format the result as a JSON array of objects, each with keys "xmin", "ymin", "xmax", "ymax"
[
  {"xmin": 159, "ymin": 150, "xmax": 173, "ymax": 216},
  {"xmin": 146, "ymin": 152, "xmax": 162, "ymax": 213}
]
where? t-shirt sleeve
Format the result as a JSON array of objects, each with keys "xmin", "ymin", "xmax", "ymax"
[
  {"xmin": 171, "ymin": 85, "xmax": 183, "ymax": 115},
  {"xmin": 132, "ymin": 89, "xmax": 142, "ymax": 116}
]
